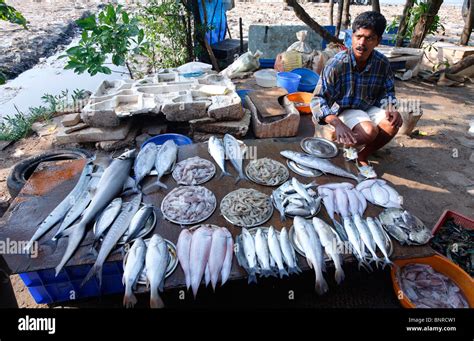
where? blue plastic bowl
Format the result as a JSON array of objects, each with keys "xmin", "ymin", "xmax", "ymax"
[
  {"xmin": 277, "ymin": 72, "xmax": 301, "ymax": 94},
  {"xmin": 236, "ymin": 89, "xmax": 252, "ymax": 106},
  {"xmin": 259, "ymin": 58, "xmax": 276, "ymax": 69},
  {"xmin": 141, "ymin": 133, "xmax": 193, "ymax": 149},
  {"xmin": 290, "ymin": 68, "xmax": 319, "ymax": 93}
]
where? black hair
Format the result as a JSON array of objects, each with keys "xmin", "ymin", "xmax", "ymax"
[{"xmin": 352, "ymin": 11, "xmax": 387, "ymax": 38}]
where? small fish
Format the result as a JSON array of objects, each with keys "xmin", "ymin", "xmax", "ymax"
[
  {"xmin": 279, "ymin": 227, "xmax": 301, "ymax": 275},
  {"xmin": 125, "ymin": 205, "xmax": 154, "ymax": 243},
  {"xmin": 134, "ymin": 143, "xmax": 158, "ymax": 187},
  {"xmin": 220, "ymin": 228, "xmax": 234, "ymax": 286},
  {"xmin": 224, "ymin": 133, "xmax": 247, "ymax": 183},
  {"xmin": 255, "ymin": 228, "xmax": 273, "ymax": 277},
  {"xmin": 208, "ymin": 136, "xmax": 231, "ymax": 178},
  {"xmin": 93, "ymin": 197, "xmax": 122, "ymax": 241},
  {"xmin": 143, "ymin": 140, "xmax": 177, "ymax": 193},
  {"xmin": 208, "ymin": 228, "xmax": 228, "ymax": 291},
  {"xmin": 189, "ymin": 227, "xmax": 213, "ymax": 298},
  {"xmin": 123, "ymin": 238, "xmax": 146, "ymax": 308},
  {"xmin": 177, "ymin": 229, "xmax": 193, "ymax": 290},
  {"xmin": 146, "ymin": 234, "xmax": 169, "ymax": 309},
  {"xmin": 241, "ymin": 228, "xmax": 258, "ymax": 284},
  {"xmin": 267, "ymin": 227, "xmax": 288, "ymax": 278}
]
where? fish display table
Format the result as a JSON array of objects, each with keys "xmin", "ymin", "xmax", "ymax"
[{"xmin": 0, "ymin": 139, "xmax": 435, "ymax": 294}]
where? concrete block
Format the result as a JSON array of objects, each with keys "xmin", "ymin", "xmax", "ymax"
[
  {"xmin": 191, "ymin": 110, "xmax": 251, "ymax": 137},
  {"xmin": 208, "ymin": 94, "xmax": 244, "ymax": 121},
  {"xmin": 56, "ymin": 120, "xmax": 132, "ymax": 144},
  {"xmin": 61, "ymin": 113, "xmax": 82, "ymax": 127}
]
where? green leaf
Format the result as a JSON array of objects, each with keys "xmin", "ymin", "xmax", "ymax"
[
  {"xmin": 77, "ymin": 15, "xmax": 96, "ymax": 30},
  {"xmin": 66, "ymin": 46, "xmax": 83, "ymax": 56},
  {"xmin": 122, "ymin": 11, "xmax": 129, "ymax": 24}
]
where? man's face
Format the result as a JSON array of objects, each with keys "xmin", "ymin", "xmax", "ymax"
[{"xmin": 352, "ymin": 27, "xmax": 381, "ymax": 62}]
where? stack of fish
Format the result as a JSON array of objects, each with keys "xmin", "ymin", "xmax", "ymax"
[
  {"xmin": 272, "ymin": 178, "xmax": 321, "ymax": 220},
  {"xmin": 235, "ymin": 227, "xmax": 301, "ymax": 283},
  {"xmin": 177, "ymin": 225, "xmax": 233, "ymax": 298},
  {"xmin": 140, "ymin": 139, "xmax": 178, "ymax": 193},
  {"xmin": 122, "ymin": 234, "xmax": 171, "ymax": 309},
  {"xmin": 208, "ymin": 134, "xmax": 247, "ymax": 183},
  {"xmin": 356, "ymin": 179, "xmax": 402, "ymax": 208}
]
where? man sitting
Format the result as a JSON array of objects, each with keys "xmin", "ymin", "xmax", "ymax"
[{"xmin": 311, "ymin": 11, "xmax": 403, "ymax": 174}]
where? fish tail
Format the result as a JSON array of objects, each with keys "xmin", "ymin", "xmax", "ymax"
[
  {"xmin": 123, "ymin": 289, "xmax": 138, "ymax": 309},
  {"xmin": 315, "ymin": 277, "xmax": 329, "ymax": 295},
  {"xmin": 279, "ymin": 268, "xmax": 289, "ymax": 278},
  {"xmin": 80, "ymin": 263, "xmax": 102, "ymax": 288},
  {"xmin": 288, "ymin": 266, "xmax": 300, "ymax": 275},
  {"xmin": 150, "ymin": 289, "xmax": 164, "ymax": 309},
  {"xmin": 55, "ymin": 223, "xmax": 86, "ymax": 276},
  {"xmin": 335, "ymin": 267, "xmax": 345, "ymax": 285},
  {"xmin": 247, "ymin": 270, "xmax": 257, "ymax": 284},
  {"xmin": 218, "ymin": 170, "xmax": 232, "ymax": 179},
  {"xmin": 142, "ymin": 180, "xmax": 167, "ymax": 194},
  {"xmin": 261, "ymin": 269, "xmax": 273, "ymax": 278}
]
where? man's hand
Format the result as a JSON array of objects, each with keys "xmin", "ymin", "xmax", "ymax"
[
  {"xmin": 385, "ymin": 110, "xmax": 403, "ymax": 129},
  {"xmin": 325, "ymin": 115, "xmax": 357, "ymax": 145}
]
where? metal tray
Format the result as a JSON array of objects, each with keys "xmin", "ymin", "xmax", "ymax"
[
  {"xmin": 172, "ymin": 157, "xmax": 216, "ymax": 185},
  {"xmin": 123, "ymin": 238, "xmax": 178, "ymax": 286},
  {"xmin": 272, "ymin": 180, "xmax": 321, "ymax": 219},
  {"xmin": 287, "ymin": 160, "xmax": 323, "ymax": 177},
  {"xmin": 93, "ymin": 203, "xmax": 157, "ymax": 245},
  {"xmin": 300, "ymin": 137, "xmax": 338, "ymax": 158},
  {"xmin": 220, "ymin": 189, "xmax": 273, "ymax": 228},
  {"xmin": 245, "ymin": 158, "xmax": 289, "ymax": 186},
  {"xmin": 161, "ymin": 186, "xmax": 217, "ymax": 225}
]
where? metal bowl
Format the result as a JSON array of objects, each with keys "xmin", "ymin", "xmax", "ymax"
[
  {"xmin": 123, "ymin": 238, "xmax": 178, "ymax": 286},
  {"xmin": 161, "ymin": 186, "xmax": 217, "ymax": 225},
  {"xmin": 300, "ymin": 137, "xmax": 338, "ymax": 158}
]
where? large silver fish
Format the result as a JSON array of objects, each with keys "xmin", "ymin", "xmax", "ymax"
[
  {"xmin": 134, "ymin": 143, "xmax": 158, "ymax": 187},
  {"xmin": 208, "ymin": 228, "xmax": 228, "ymax": 291},
  {"xmin": 93, "ymin": 197, "xmax": 122, "ymax": 241},
  {"xmin": 146, "ymin": 234, "xmax": 169, "ymax": 309},
  {"xmin": 189, "ymin": 226, "xmax": 213, "ymax": 298},
  {"xmin": 24, "ymin": 161, "xmax": 94, "ymax": 253},
  {"xmin": 81, "ymin": 193, "xmax": 142, "ymax": 287},
  {"xmin": 123, "ymin": 238, "xmax": 146, "ymax": 308},
  {"xmin": 177, "ymin": 229, "xmax": 193, "ymax": 290},
  {"xmin": 279, "ymin": 227, "xmax": 301, "ymax": 275},
  {"xmin": 143, "ymin": 140, "xmax": 177, "ymax": 193},
  {"xmin": 220, "ymin": 228, "xmax": 233, "ymax": 286},
  {"xmin": 280, "ymin": 150, "xmax": 359, "ymax": 181},
  {"xmin": 55, "ymin": 150, "xmax": 136, "ymax": 276},
  {"xmin": 224, "ymin": 133, "xmax": 247, "ymax": 183},
  {"xmin": 208, "ymin": 136, "xmax": 231, "ymax": 178}
]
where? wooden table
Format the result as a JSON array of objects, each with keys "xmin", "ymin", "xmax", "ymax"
[{"xmin": 0, "ymin": 139, "xmax": 435, "ymax": 292}]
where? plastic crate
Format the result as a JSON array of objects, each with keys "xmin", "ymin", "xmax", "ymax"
[
  {"xmin": 432, "ymin": 210, "xmax": 474, "ymax": 235},
  {"xmin": 19, "ymin": 261, "xmax": 125, "ymax": 304}
]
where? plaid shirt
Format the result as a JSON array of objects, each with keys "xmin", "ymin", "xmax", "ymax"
[{"xmin": 311, "ymin": 49, "xmax": 396, "ymax": 125}]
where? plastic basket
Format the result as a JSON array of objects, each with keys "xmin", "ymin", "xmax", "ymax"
[
  {"xmin": 432, "ymin": 210, "xmax": 474, "ymax": 235},
  {"xmin": 141, "ymin": 133, "xmax": 193, "ymax": 149},
  {"xmin": 19, "ymin": 262, "xmax": 125, "ymax": 304}
]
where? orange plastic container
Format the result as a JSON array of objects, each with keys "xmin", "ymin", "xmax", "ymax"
[
  {"xmin": 286, "ymin": 92, "xmax": 313, "ymax": 114},
  {"xmin": 391, "ymin": 254, "xmax": 474, "ymax": 308}
]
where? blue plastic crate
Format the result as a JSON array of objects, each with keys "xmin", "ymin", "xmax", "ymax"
[
  {"xmin": 322, "ymin": 25, "xmax": 336, "ymax": 50},
  {"xmin": 19, "ymin": 261, "xmax": 126, "ymax": 304}
]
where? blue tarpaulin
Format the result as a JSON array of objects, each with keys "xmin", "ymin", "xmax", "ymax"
[{"xmin": 198, "ymin": 0, "xmax": 227, "ymax": 45}]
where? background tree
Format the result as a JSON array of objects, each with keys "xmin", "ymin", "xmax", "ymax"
[
  {"xmin": 460, "ymin": 0, "xmax": 473, "ymax": 45},
  {"xmin": 396, "ymin": 0, "xmax": 416, "ymax": 46},
  {"xmin": 342, "ymin": 0, "xmax": 351, "ymax": 29},
  {"xmin": 372, "ymin": 0, "xmax": 381, "ymax": 13},
  {"xmin": 409, "ymin": 0, "xmax": 443, "ymax": 48}
]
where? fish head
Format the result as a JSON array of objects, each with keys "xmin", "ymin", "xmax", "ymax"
[{"xmin": 117, "ymin": 149, "xmax": 137, "ymax": 160}]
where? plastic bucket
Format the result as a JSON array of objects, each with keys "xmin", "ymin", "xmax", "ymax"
[{"xmin": 276, "ymin": 72, "xmax": 301, "ymax": 94}]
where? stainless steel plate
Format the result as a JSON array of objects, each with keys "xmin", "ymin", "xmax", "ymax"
[
  {"xmin": 123, "ymin": 238, "xmax": 178, "ymax": 286},
  {"xmin": 272, "ymin": 180, "xmax": 321, "ymax": 219},
  {"xmin": 300, "ymin": 137, "xmax": 338, "ymax": 158},
  {"xmin": 161, "ymin": 186, "xmax": 217, "ymax": 225},
  {"xmin": 245, "ymin": 158, "xmax": 289, "ymax": 186},
  {"xmin": 220, "ymin": 189, "xmax": 273, "ymax": 228},
  {"xmin": 287, "ymin": 160, "xmax": 323, "ymax": 177},
  {"xmin": 172, "ymin": 157, "xmax": 216, "ymax": 185}
]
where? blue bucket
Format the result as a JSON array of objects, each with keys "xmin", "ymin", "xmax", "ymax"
[
  {"xmin": 142, "ymin": 133, "xmax": 193, "ymax": 149},
  {"xmin": 290, "ymin": 68, "xmax": 320, "ymax": 93},
  {"xmin": 236, "ymin": 89, "xmax": 252, "ymax": 107},
  {"xmin": 277, "ymin": 72, "xmax": 301, "ymax": 94}
]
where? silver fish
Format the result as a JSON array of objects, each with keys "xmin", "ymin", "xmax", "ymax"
[
  {"xmin": 366, "ymin": 217, "xmax": 391, "ymax": 266},
  {"xmin": 267, "ymin": 227, "xmax": 288, "ymax": 278},
  {"xmin": 55, "ymin": 150, "xmax": 136, "ymax": 276},
  {"xmin": 208, "ymin": 228, "xmax": 228, "ymax": 291},
  {"xmin": 123, "ymin": 238, "xmax": 146, "ymax": 308},
  {"xmin": 134, "ymin": 143, "xmax": 158, "ymax": 187},
  {"xmin": 271, "ymin": 192, "xmax": 286, "ymax": 222},
  {"xmin": 220, "ymin": 228, "xmax": 233, "ymax": 286},
  {"xmin": 144, "ymin": 140, "xmax": 177, "ymax": 193},
  {"xmin": 93, "ymin": 197, "xmax": 122, "ymax": 241},
  {"xmin": 208, "ymin": 136, "xmax": 231, "ymax": 178},
  {"xmin": 146, "ymin": 234, "xmax": 169, "ymax": 309},
  {"xmin": 280, "ymin": 150, "xmax": 359, "ymax": 181},
  {"xmin": 255, "ymin": 228, "xmax": 272, "ymax": 277},
  {"xmin": 241, "ymin": 228, "xmax": 258, "ymax": 284},
  {"xmin": 81, "ymin": 193, "xmax": 142, "ymax": 287},
  {"xmin": 25, "ymin": 161, "xmax": 94, "ymax": 252},
  {"xmin": 353, "ymin": 215, "xmax": 380, "ymax": 265},
  {"xmin": 189, "ymin": 226, "xmax": 213, "ymax": 298},
  {"xmin": 224, "ymin": 133, "xmax": 247, "ymax": 183},
  {"xmin": 125, "ymin": 204, "xmax": 154, "ymax": 243},
  {"xmin": 279, "ymin": 227, "xmax": 300, "ymax": 275},
  {"xmin": 177, "ymin": 229, "xmax": 193, "ymax": 290}
]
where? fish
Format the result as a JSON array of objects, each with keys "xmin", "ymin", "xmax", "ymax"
[
  {"xmin": 208, "ymin": 136, "xmax": 231, "ymax": 178},
  {"xmin": 318, "ymin": 182, "xmax": 354, "ymax": 190},
  {"xmin": 271, "ymin": 192, "xmax": 286, "ymax": 222},
  {"xmin": 146, "ymin": 234, "xmax": 169, "ymax": 309},
  {"xmin": 24, "ymin": 161, "xmax": 94, "ymax": 253},
  {"xmin": 123, "ymin": 238, "xmax": 146, "ymax": 308},
  {"xmin": 342, "ymin": 217, "xmax": 364, "ymax": 261},
  {"xmin": 255, "ymin": 228, "xmax": 273, "ymax": 277},
  {"xmin": 318, "ymin": 187, "xmax": 336, "ymax": 221},
  {"xmin": 371, "ymin": 182, "xmax": 389, "ymax": 206},
  {"xmin": 352, "ymin": 189, "xmax": 367, "ymax": 216},
  {"xmin": 134, "ymin": 143, "xmax": 158, "ymax": 187},
  {"xmin": 241, "ymin": 228, "xmax": 258, "ymax": 284},
  {"xmin": 81, "ymin": 193, "xmax": 142, "ymax": 287},
  {"xmin": 93, "ymin": 197, "xmax": 122, "ymax": 241},
  {"xmin": 208, "ymin": 228, "xmax": 228, "ymax": 291},
  {"xmin": 291, "ymin": 178, "xmax": 314, "ymax": 206},
  {"xmin": 312, "ymin": 217, "xmax": 345, "ymax": 284},
  {"xmin": 267, "ymin": 227, "xmax": 288, "ymax": 278},
  {"xmin": 177, "ymin": 229, "xmax": 193, "ymax": 290},
  {"xmin": 189, "ymin": 226, "xmax": 213, "ymax": 297},
  {"xmin": 125, "ymin": 204, "xmax": 154, "ymax": 243},
  {"xmin": 356, "ymin": 179, "xmax": 386, "ymax": 191},
  {"xmin": 366, "ymin": 217, "xmax": 391, "ymax": 266},
  {"xmin": 353, "ymin": 215, "xmax": 381, "ymax": 265},
  {"xmin": 279, "ymin": 227, "xmax": 301, "ymax": 275},
  {"xmin": 334, "ymin": 188, "xmax": 349, "ymax": 218},
  {"xmin": 55, "ymin": 150, "xmax": 135, "ymax": 276},
  {"xmin": 345, "ymin": 188, "xmax": 360, "ymax": 217},
  {"xmin": 224, "ymin": 133, "xmax": 247, "ymax": 183},
  {"xmin": 220, "ymin": 228, "xmax": 233, "ymax": 286},
  {"xmin": 143, "ymin": 140, "xmax": 177, "ymax": 193},
  {"xmin": 280, "ymin": 150, "xmax": 359, "ymax": 181},
  {"xmin": 294, "ymin": 217, "xmax": 328, "ymax": 295}
]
